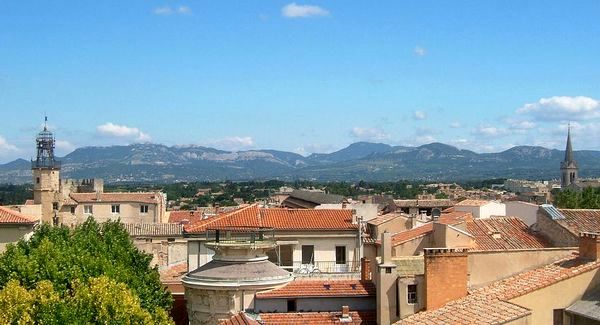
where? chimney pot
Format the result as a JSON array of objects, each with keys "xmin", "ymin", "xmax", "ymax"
[
  {"xmin": 341, "ymin": 306, "xmax": 350, "ymax": 318},
  {"xmin": 579, "ymin": 232, "xmax": 600, "ymax": 260}
]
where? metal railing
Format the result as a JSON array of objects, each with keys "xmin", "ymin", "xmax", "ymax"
[
  {"xmin": 205, "ymin": 227, "xmax": 276, "ymax": 244},
  {"xmin": 277, "ymin": 260, "xmax": 360, "ymax": 274},
  {"xmin": 31, "ymin": 159, "xmax": 61, "ymax": 169}
]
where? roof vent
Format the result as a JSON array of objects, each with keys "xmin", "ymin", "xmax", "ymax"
[{"xmin": 492, "ymin": 231, "xmax": 501, "ymax": 239}]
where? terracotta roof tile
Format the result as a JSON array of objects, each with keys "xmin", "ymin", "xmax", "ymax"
[
  {"xmin": 397, "ymin": 253, "xmax": 600, "ymax": 324},
  {"xmin": 256, "ymin": 280, "xmax": 375, "ymax": 299},
  {"xmin": 159, "ymin": 262, "xmax": 188, "ymax": 283},
  {"xmin": 0, "ymin": 206, "xmax": 36, "ymax": 224},
  {"xmin": 455, "ymin": 199, "xmax": 492, "ymax": 207},
  {"xmin": 367, "ymin": 213, "xmax": 406, "ymax": 226},
  {"xmin": 259, "ymin": 311, "xmax": 376, "ymax": 325},
  {"xmin": 467, "ymin": 217, "xmax": 550, "ymax": 251},
  {"xmin": 556, "ymin": 209, "xmax": 600, "ymax": 236},
  {"xmin": 122, "ymin": 223, "xmax": 182, "ymax": 237},
  {"xmin": 185, "ymin": 204, "xmax": 357, "ymax": 233},
  {"xmin": 393, "ymin": 199, "xmax": 453, "ymax": 208},
  {"xmin": 391, "ymin": 211, "xmax": 471, "ymax": 246},
  {"xmin": 219, "ymin": 312, "xmax": 260, "ymax": 325},
  {"xmin": 70, "ymin": 192, "xmax": 162, "ymax": 204}
]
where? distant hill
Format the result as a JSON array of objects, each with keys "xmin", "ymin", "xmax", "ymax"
[{"xmin": 2, "ymin": 142, "xmax": 599, "ymax": 183}]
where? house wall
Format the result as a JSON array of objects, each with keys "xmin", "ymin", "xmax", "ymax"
[
  {"xmin": 370, "ymin": 216, "xmax": 411, "ymax": 240},
  {"xmin": 392, "ymin": 235, "xmax": 431, "ymax": 257},
  {"xmin": 60, "ymin": 202, "xmax": 159, "ymax": 225},
  {"xmin": 133, "ymin": 239, "xmax": 187, "ymax": 268},
  {"xmin": 536, "ymin": 210, "xmax": 578, "ymax": 247},
  {"xmin": 506, "ymin": 201, "xmax": 539, "ymax": 226},
  {"xmin": 456, "ymin": 202, "xmax": 506, "ymax": 219},
  {"xmin": 468, "ymin": 248, "xmax": 576, "ymax": 288},
  {"xmin": 509, "ymin": 267, "xmax": 600, "ymax": 325},
  {"xmin": 10, "ymin": 204, "xmax": 42, "ymax": 221},
  {"xmin": 254, "ymin": 296, "xmax": 375, "ymax": 313},
  {"xmin": 432, "ymin": 223, "xmax": 473, "ymax": 248},
  {"xmin": 0, "ymin": 225, "xmax": 35, "ymax": 253},
  {"xmin": 397, "ymin": 275, "xmax": 424, "ymax": 319}
]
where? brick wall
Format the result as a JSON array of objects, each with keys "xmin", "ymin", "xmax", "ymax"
[{"xmin": 424, "ymin": 248, "xmax": 468, "ymax": 310}]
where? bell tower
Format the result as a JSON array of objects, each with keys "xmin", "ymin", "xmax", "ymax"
[
  {"xmin": 560, "ymin": 125, "xmax": 578, "ymax": 189},
  {"xmin": 32, "ymin": 116, "xmax": 61, "ymax": 224}
]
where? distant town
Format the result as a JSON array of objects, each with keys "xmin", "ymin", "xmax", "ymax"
[{"xmin": 2, "ymin": 119, "xmax": 600, "ymax": 324}]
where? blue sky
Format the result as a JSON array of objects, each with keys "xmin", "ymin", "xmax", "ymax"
[{"xmin": 1, "ymin": 1, "xmax": 599, "ymax": 163}]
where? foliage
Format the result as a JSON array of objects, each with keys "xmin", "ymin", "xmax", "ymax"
[
  {"xmin": 0, "ymin": 218, "xmax": 173, "ymax": 322},
  {"xmin": 554, "ymin": 188, "xmax": 600, "ymax": 209},
  {"xmin": 0, "ymin": 184, "xmax": 32, "ymax": 206},
  {"xmin": 0, "ymin": 277, "xmax": 172, "ymax": 324}
]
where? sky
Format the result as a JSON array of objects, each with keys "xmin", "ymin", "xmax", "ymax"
[{"xmin": 1, "ymin": 1, "xmax": 599, "ymax": 163}]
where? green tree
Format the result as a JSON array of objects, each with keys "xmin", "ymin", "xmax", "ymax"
[{"xmin": 0, "ymin": 218, "xmax": 172, "ymax": 323}]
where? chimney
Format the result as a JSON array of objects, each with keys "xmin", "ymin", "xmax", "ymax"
[
  {"xmin": 341, "ymin": 305, "xmax": 350, "ymax": 318},
  {"xmin": 580, "ymin": 232, "xmax": 600, "ymax": 260},
  {"xmin": 424, "ymin": 248, "xmax": 468, "ymax": 310},
  {"xmin": 351, "ymin": 209, "xmax": 357, "ymax": 224},
  {"xmin": 360, "ymin": 257, "xmax": 371, "ymax": 281},
  {"xmin": 381, "ymin": 231, "xmax": 392, "ymax": 265}
]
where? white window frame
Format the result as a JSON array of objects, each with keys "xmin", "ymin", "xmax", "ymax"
[
  {"xmin": 407, "ymin": 284, "xmax": 418, "ymax": 304},
  {"xmin": 140, "ymin": 205, "xmax": 149, "ymax": 214},
  {"xmin": 111, "ymin": 204, "xmax": 120, "ymax": 214},
  {"xmin": 84, "ymin": 205, "xmax": 93, "ymax": 215}
]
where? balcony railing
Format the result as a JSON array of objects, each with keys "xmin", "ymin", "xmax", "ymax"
[
  {"xmin": 31, "ymin": 159, "xmax": 61, "ymax": 169},
  {"xmin": 277, "ymin": 261, "xmax": 360, "ymax": 274},
  {"xmin": 205, "ymin": 227, "xmax": 276, "ymax": 244}
]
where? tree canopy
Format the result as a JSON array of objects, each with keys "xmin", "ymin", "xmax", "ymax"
[
  {"xmin": 554, "ymin": 188, "xmax": 600, "ymax": 209},
  {"xmin": 0, "ymin": 218, "xmax": 173, "ymax": 324}
]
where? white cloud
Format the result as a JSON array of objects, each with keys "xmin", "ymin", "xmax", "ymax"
[
  {"xmin": 153, "ymin": 5, "xmax": 192, "ymax": 16},
  {"xmin": 282, "ymin": 3, "xmax": 329, "ymax": 18},
  {"xmin": 55, "ymin": 140, "xmax": 75, "ymax": 152},
  {"xmin": 96, "ymin": 123, "xmax": 151, "ymax": 142},
  {"xmin": 449, "ymin": 122, "xmax": 462, "ymax": 129},
  {"xmin": 518, "ymin": 96, "xmax": 600, "ymax": 121},
  {"xmin": 509, "ymin": 120, "xmax": 536, "ymax": 130},
  {"xmin": 294, "ymin": 143, "xmax": 336, "ymax": 156},
  {"xmin": 206, "ymin": 136, "xmax": 255, "ymax": 151},
  {"xmin": 0, "ymin": 136, "xmax": 18, "ymax": 152},
  {"xmin": 414, "ymin": 46, "xmax": 427, "ymax": 57},
  {"xmin": 472, "ymin": 125, "xmax": 510, "ymax": 138},
  {"xmin": 413, "ymin": 110, "xmax": 427, "ymax": 120},
  {"xmin": 415, "ymin": 135, "xmax": 436, "ymax": 144},
  {"xmin": 350, "ymin": 127, "xmax": 390, "ymax": 141}
]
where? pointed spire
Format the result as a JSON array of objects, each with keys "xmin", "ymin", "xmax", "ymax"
[{"xmin": 565, "ymin": 123, "xmax": 574, "ymax": 163}]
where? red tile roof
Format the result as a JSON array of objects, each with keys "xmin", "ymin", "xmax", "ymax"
[
  {"xmin": 185, "ymin": 204, "xmax": 357, "ymax": 233},
  {"xmin": 70, "ymin": 192, "xmax": 162, "ymax": 204},
  {"xmin": 391, "ymin": 211, "xmax": 471, "ymax": 246},
  {"xmin": 0, "ymin": 206, "xmax": 36, "ymax": 224},
  {"xmin": 367, "ymin": 213, "xmax": 406, "ymax": 226},
  {"xmin": 397, "ymin": 253, "xmax": 600, "ymax": 324},
  {"xmin": 169, "ymin": 210, "xmax": 205, "ymax": 224},
  {"xmin": 259, "ymin": 311, "xmax": 376, "ymax": 325},
  {"xmin": 256, "ymin": 280, "xmax": 375, "ymax": 299},
  {"xmin": 556, "ymin": 209, "xmax": 600, "ymax": 236},
  {"xmin": 455, "ymin": 199, "xmax": 491, "ymax": 207},
  {"xmin": 219, "ymin": 312, "xmax": 260, "ymax": 325},
  {"xmin": 467, "ymin": 217, "xmax": 550, "ymax": 251}
]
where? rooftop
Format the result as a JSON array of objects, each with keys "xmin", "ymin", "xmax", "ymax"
[
  {"xmin": 259, "ymin": 311, "xmax": 376, "ymax": 325},
  {"xmin": 70, "ymin": 192, "xmax": 162, "ymax": 204},
  {"xmin": 467, "ymin": 217, "xmax": 549, "ymax": 251},
  {"xmin": 397, "ymin": 253, "xmax": 600, "ymax": 324},
  {"xmin": 184, "ymin": 204, "xmax": 357, "ymax": 234},
  {"xmin": 455, "ymin": 199, "xmax": 492, "ymax": 207},
  {"xmin": 219, "ymin": 312, "xmax": 259, "ymax": 325},
  {"xmin": 367, "ymin": 213, "xmax": 406, "ymax": 226},
  {"xmin": 391, "ymin": 211, "xmax": 471, "ymax": 246},
  {"xmin": 287, "ymin": 190, "xmax": 345, "ymax": 205},
  {"xmin": 122, "ymin": 223, "xmax": 183, "ymax": 237},
  {"xmin": 553, "ymin": 208, "xmax": 600, "ymax": 236},
  {"xmin": 393, "ymin": 199, "xmax": 453, "ymax": 208},
  {"xmin": 256, "ymin": 279, "xmax": 375, "ymax": 299},
  {"xmin": 0, "ymin": 206, "xmax": 36, "ymax": 225}
]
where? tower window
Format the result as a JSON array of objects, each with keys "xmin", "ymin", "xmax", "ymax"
[
  {"xmin": 111, "ymin": 205, "xmax": 120, "ymax": 214},
  {"xmin": 84, "ymin": 205, "xmax": 93, "ymax": 214},
  {"xmin": 36, "ymin": 177, "xmax": 40, "ymax": 184}
]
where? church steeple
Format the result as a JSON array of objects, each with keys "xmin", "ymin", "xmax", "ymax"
[{"xmin": 561, "ymin": 124, "xmax": 578, "ymax": 188}]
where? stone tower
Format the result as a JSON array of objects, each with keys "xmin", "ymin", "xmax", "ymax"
[
  {"xmin": 182, "ymin": 228, "xmax": 292, "ymax": 324},
  {"xmin": 560, "ymin": 126, "xmax": 578, "ymax": 189},
  {"xmin": 31, "ymin": 117, "xmax": 61, "ymax": 224}
]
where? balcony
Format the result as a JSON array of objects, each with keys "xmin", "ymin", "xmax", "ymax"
[{"xmin": 277, "ymin": 260, "xmax": 360, "ymax": 275}]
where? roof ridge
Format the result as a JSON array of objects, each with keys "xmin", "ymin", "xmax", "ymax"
[{"xmin": 185, "ymin": 204, "xmax": 259, "ymax": 232}]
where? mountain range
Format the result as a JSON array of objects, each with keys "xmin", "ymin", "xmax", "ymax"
[{"xmin": 2, "ymin": 141, "xmax": 599, "ymax": 184}]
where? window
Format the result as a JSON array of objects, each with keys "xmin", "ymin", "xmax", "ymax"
[
  {"xmin": 301, "ymin": 245, "xmax": 314, "ymax": 264},
  {"xmin": 407, "ymin": 284, "xmax": 417, "ymax": 304},
  {"xmin": 70, "ymin": 206, "xmax": 76, "ymax": 214},
  {"xmin": 335, "ymin": 246, "xmax": 346, "ymax": 265},
  {"xmin": 111, "ymin": 204, "xmax": 120, "ymax": 214},
  {"xmin": 84, "ymin": 205, "xmax": 93, "ymax": 214},
  {"xmin": 287, "ymin": 299, "xmax": 297, "ymax": 312},
  {"xmin": 52, "ymin": 202, "xmax": 58, "ymax": 211},
  {"xmin": 140, "ymin": 205, "xmax": 149, "ymax": 214},
  {"xmin": 36, "ymin": 177, "xmax": 40, "ymax": 184}
]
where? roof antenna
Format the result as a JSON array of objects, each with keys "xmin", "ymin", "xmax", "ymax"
[{"xmin": 44, "ymin": 113, "xmax": 48, "ymax": 131}]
